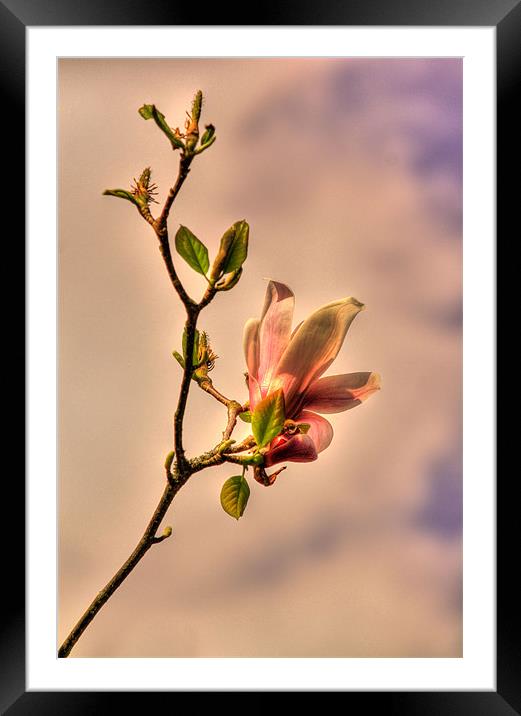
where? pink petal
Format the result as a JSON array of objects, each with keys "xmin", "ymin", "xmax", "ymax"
[
  {"xmin": 248, "ymin": 374, "xmax": 263, "ymax": 412},
  {"xmin": 243, "ymin": 318, "xmax": 260, "ymax": 379},
  {"xmin": 257, "ymin": 281, "xmax": 295, "ymax": 391},
  {"xmin": 303, "ymin": 372, "xmax": 381, "ymax": 414},
  {"xmin": 272, "ymin": 297, "xmax": 365, "ymax": 414},
  {"xmin": 295, "ymin": 410, "xmax": 334, "ymax": 453},
  {"xmin": 264, "ymin": 433, "xmax": 318, "ymax": 467}
]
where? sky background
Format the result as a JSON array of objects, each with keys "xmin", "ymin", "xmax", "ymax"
[{"xmin": 59, "ymin": 58, "xmax": 462, "ymax": 657}]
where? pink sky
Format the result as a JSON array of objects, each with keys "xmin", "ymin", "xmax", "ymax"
[{"xmin": 59, "ymin": 58, "xmax": 462, "ymax": 657}]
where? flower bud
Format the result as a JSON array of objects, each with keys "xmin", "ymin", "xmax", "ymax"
[
  {"xmin": 131, "ymin": 167, "xmax": 158, "ymax": 207},
  {"xmin": 185, "ymin": 90, "xmax": 203, "ymax": 152},
  {"xmin": 215, "ymin": 267, "xmax": 243, "ymax": 291},
  {"xmin": 209, "ymin": 221, "xmax": 249, "ymax": 284},
  {"xmin": 192, "ymin": 332, "xmax": 218, "ymax": 382},
  {"xmin": 164, "ymin": 450, "xmax": 175, "ymax": 472}
]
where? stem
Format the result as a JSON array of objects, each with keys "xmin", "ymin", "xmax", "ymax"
[
  {"xmin": 58, "ymin": 478, "xmax": 180, "ymax": 658},
  {"xmin": 58, "ymin": 293, "xmax": 247, "ymax": 657},
  {"xmin": 197, "ymin": 379, "xmax": 230, "ymax": 407},
  {"xmin": 199, "ymin": 284, "xmax": 217, "ymax": 310},
  {"xmin": 187, "ymin": 435, "xmax": 255, "ymax": 478},
  {"xmin": 153, "ymin": 154, "xmax": 196, "ymax": 309},
  {"xmin": 58, "ymin": 409, "xmax": 248, "ymax": 657},
  {"xmin": 158, "ymin": 237, "xmax": 195, "ymax": 308},
  {"xmin": 223, "ymin": 400, "xmax": 244, "ymax": 441},
  {"xmin": 195, "ymin": 378, "xmax": 245, "ymax": 440},
  {"xmin": 60, "ymin": 128, "xmax": 248, "ymax": 656},
  {"xmin": 228, "ymin": 436, "xmax": 256, "ymax": 453},
  {"xmin": 174, "ymin": 307, "xmax": 200, "ymax": 471},
  {"xmin": 157, "ymin": 154, "xmax": 192, "ymax": 230}
]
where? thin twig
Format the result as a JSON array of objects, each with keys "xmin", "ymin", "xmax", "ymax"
[
  {"xmin": 151, "ymin": 154, "xmax": 196, "ymax": 309},
  {"xmin": 59, "ymin": 113, "xmax": 251, "ymax": 657},
  {"xmin": 195, "ymin": 378, "xmax": 245, "ymax": 439},
  {"xmin": 58, "ymin": 401, "xmax": 250, "ymax": 657},
  {"xmin": 223, "ymin": 400, "xmax": 244, "ymax": 441},
  {"xmin": 198, "ymin": 284, "xmax": 217, "ymax": 310},
  {"xmin": 173, "ymin": 309, "xmax": 200, "ymax": 471},
  {"xmin": 227, "ymin": 436, "xmax": 256, "ymax": 453},
  {"xmin": 156, "ymin": 155, "xmax": 193, "ymax": 231},
  {"xmin": 197, "ymin": 379, "xmax": 230, "ymax": 407},
  {"xmin": 157, "ymin": 239, "xmax": 196, "ymax": 309},
  {"xmin": 58, "ymin": 478, "xmax": 180, "ymax": 658}
]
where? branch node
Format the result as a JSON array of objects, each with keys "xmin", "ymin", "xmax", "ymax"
[{"xmin": 152, "ymin": 525, "xmax": 173, "ymax": 544}]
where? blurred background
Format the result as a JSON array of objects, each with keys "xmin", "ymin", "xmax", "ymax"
[{"xmin": 59, "ymin": 58, "xmax": 462, "ymax": 657}]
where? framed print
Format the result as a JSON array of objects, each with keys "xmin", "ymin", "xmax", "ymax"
[{"xmin": 3, "ymin": 0, "xmax": 511, "ymax": 711}]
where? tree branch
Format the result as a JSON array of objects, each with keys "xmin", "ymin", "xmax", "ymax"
[
  {"xmin": 173, "ymin": 308, "xmax": 200, "ymax": 471},
  {"xmin": 195, "ymin": 375, "xmax": 246, "ymax": 442},
  {"xmin": 58, "ymin": 405, "xmax": 254, "ymax": 657},
  {"xmin": 198, "ymin": 284, "xmax": 217, "ymax": 310},
  {"xmin": 149, "ymin": 154, "xmax": 197, "ymax": 309},
  {"xmin": 223, "ymin": 400, "xmax": 245, "ymax": 441},
  {"xmin": 58, "ymin": 477, "xmax": 181, "ymax": 658},
  {"xmin": 59, "ymin": 94, "xmax": 253, "ymax": 657},
  {"xmin": 196, "ymin": 378, "xmax": 230, "ymax": 407},
  {"xmin": 157, "ymin": 237, "xmax": 196, "ymax": 309},
  {"xmin": 156, "ymin": 154, "xmax": 193, "ymax": 231},
  {"xmin": 59, "ymin": 391, "xmax": 252, "ymax": 658}
]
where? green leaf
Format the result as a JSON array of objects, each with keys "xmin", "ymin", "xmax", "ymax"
[
  {"xmin": 175, "ymin": 226, "xmax": 210, "ymax": 276},
  {"xmin": 200, "ymin": 124, "xmax": 215, "ymax": 146},
  {"xmin": 138, "ymin": 104, "xmax": 154, "ymax": 120},
  {"xmin": 196, "ymin": 123, "xmax": 217, "ymax": 153},
  {"xmin": 195, "ymin": 135, "xmax": 216, "ymax": 155},
  {"xmin": 220, "ymin": 475, "xmax": 250, "ymax": 520},
  {"xmin": 172, "ymin": 350, "xmax": 185, "ymax": 369},
  {"xmin": 221, "ymin": 220, "xmax": 249, "ymax": 274},
  {"xmin": 138, "ymin": 104, "xmax": 185, "ymax": 150},
  {"xmin": 182, "ymin": 327, "xmax": 200, "ymax": 368},
  {"xmin": 103, "ymin": 189, "xmax": 140, "ymax": 207},
  {"xmin": 238, "ymin": 410, "xmax": 252, "ymax": 423},
  {"xmin": 251, "ymin": 389, "xmax": 285, "ymax": 449}
]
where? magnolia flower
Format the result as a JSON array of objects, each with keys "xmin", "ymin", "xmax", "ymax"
[{"xmin": 243, "ymin": 281, "xmax": 380, "ymax": 472}]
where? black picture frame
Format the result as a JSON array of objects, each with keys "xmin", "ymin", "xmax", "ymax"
[{"xmin": 5, "ymin": 0, "xmax": 509, "ymax": 712}]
